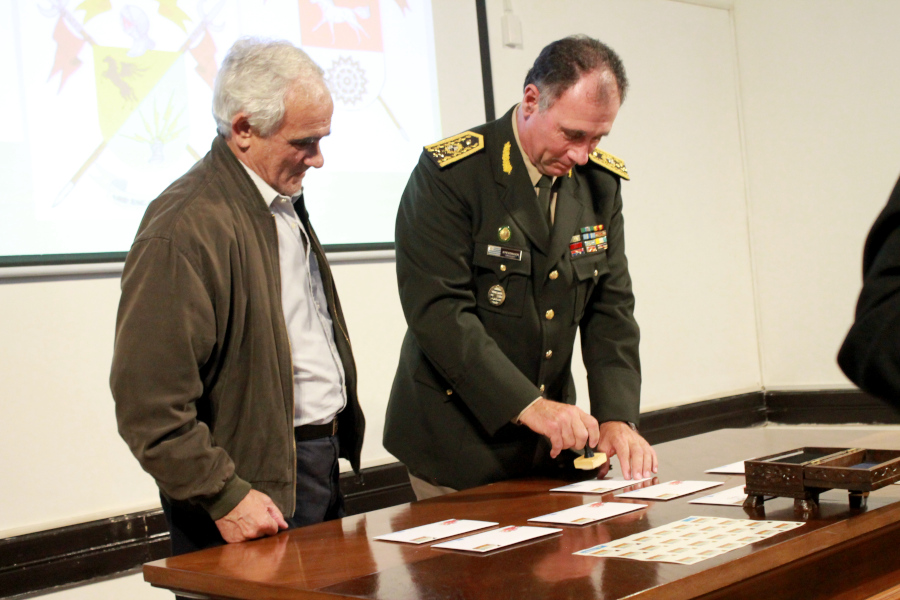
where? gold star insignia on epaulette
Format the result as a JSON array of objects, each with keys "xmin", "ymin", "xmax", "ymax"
[
  {"xmin": 588, "ymin": 148, "xmax": 630, "ymax": 180},
  {"xmin": 424, "ymin": 131, "xmax": 485, "ymax": 168}
]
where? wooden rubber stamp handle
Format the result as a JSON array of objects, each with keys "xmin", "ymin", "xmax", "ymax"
[{"xmin": 574, "ymin": 448, "xmax": 607, "ymax": 470}]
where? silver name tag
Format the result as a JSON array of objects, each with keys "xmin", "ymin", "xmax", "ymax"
[{"xmin": 487, "ymin": 245, "xmax": 523, "ymax": 261}]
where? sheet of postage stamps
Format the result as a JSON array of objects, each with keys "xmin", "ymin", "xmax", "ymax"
[{"xmin": 574, "ymin": 515, "xmax": 804, "ymax": 565}]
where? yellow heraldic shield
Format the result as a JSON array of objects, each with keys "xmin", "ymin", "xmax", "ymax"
[
  {"xmin": 76, "ymin": 0, "xmax": 112, "ymax": 23},
  {"xmin": 93, "ymin": 47, "xmax": 180, "ymax": 140},
  {"xmin": 38, "ymin": 0, "xmax": 225, "ymax": 211}
]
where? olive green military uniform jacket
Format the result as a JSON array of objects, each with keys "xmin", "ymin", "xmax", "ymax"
[
  {"xmin": 111, "ymin": 135, "xmax": 364, "ymax": 520},
  {"xmin": 384, "ymin": 106, "xmax": 640, "ymax": 490}
]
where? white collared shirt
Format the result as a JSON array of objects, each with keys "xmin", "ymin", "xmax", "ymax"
[{"xmin": 241, "ymin": 164, "xmax": 346, "ymax": 426}]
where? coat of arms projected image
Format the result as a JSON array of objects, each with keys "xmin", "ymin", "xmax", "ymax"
[{"xmin": 3, "ymin": 0, "xmax": 440, "ymax": 257}]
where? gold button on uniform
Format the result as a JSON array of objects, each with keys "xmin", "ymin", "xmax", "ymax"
[
  {"xmin": 446, "ymin": 389, "xmax": 453, "ymax": 396},
  {"xmin": 500, "ymin": 264, "xmax": 507, "ymax": 272},
  {"xmin": 593, "ymin": 269, "xmax": 599, "ymax": 277},
  {"xmin": 549, "ymin": 270, "xmax": 559, "ymax": 280},
  {"xmin": 545, "ymin": 309, "xmax": 555, "ymax": 320},
  {"xmin": 545, "ymin": 350, "xmax": 553, "ymax": 359},
  {"xmin": 539, "ymin": 384, "xmax": 545, "ymax": 392}
]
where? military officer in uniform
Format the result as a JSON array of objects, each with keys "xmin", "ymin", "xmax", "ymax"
[{"xmin": 385, "ymin": 35, "xmax": 657, "ymax": 499}]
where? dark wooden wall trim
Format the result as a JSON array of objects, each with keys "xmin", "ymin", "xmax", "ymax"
[
  {"xmin": 3, "ymin": 388, "xmax": 894, "ymax": 598},
  {"xmin": 640, "ymin": 392, "xmax": 766, "ymax": 445},
  {"xmin": 0, "ymin": 511, "xmax": 169, "ymax": 598},
  {"xmin": 766, "ymin": 389, "xmax": 900, "ymax": 425}
]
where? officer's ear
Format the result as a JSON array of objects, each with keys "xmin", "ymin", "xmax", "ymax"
[{"xmin": 521, "ymin": 84, "xmax": 541, "ymax": 117}]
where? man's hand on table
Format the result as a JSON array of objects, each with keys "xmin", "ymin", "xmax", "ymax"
[
  {"xmin": 596, "ymin": 421, "xmax": 658, "ymax": 480},
  {"xmin": 518, "ymin": 398, "xmax": 600, "ymax": 458},
  {"xmin": 215, "ymin": 489, "xmax": 289, "ymax": 543}
]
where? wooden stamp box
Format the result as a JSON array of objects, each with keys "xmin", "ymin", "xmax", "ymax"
[{"xmin": 743, "ymin": 447, "xmax": 900, "ymax": 511}]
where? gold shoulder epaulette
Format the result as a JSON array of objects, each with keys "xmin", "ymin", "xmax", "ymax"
[
  {"xmin": 588, "ymin": 148, "xmax": 630, "ymax": 180},
  {"xmin": 424, "ymin": 131, "xmax": 484, "ymax": 168}
]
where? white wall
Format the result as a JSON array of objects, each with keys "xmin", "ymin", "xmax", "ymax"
[
  {"xmin": 732, "ymin": 0, "xmax": 900, "ymax": 389},
  {"xmin": 0, "ymin": 275, "xmax": 160, "ymax": 536}
]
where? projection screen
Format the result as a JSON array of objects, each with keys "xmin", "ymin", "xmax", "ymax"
[{"xmin": 0, "ymin": 0, "xmax": 487, "ymax": 267}]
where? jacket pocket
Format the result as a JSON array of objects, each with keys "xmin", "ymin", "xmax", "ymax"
[
  {"xmin": 572, "ymin": 253, "xmax": 610, "ymax": 324},
  {"xmin": 413, "ymin": 354, "xmax": 455, "ymax": 399},
  {"xmin": 472, "ymin": 242, "xmax": 531, "ymax": 317}
]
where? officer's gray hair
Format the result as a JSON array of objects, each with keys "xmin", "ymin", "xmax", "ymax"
[
  {"xmin": 213, "ymin": 38, "xmax": 328, "ymax": 138},
  {"xmin": 524, "ymin": 35, "xmax": 628, "ymax": 111}
]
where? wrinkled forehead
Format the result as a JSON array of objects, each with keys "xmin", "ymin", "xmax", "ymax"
[
  {"xmin": 276, "ymin": 92, "xmax": 333, "ymax": 139},
  {"xmin": 285, "ymin": 76, "xmax": 331, "ymax": 105}
]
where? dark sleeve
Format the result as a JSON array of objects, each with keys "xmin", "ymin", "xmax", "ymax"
[
  {"xmin": 110, "ymin": 237, "xmax": 252, "ymax": 519},
  {"xmin": 580, "ymin": 179, "xmax": 642, "ymax": 424},
  {"xmin": 395, "ymin": 156, "xmax": 541, "ymax": 435},
  {"xmin": 838, "ymin": 176, "xmax": 900, "ymax": 405}
]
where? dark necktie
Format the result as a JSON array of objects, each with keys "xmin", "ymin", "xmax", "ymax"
[{"xmin": 537, "ymin": 175, "xmax": 553, "ymax": 228}]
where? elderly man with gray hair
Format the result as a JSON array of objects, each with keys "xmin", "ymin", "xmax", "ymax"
[{"xmin": 111, "ymin": 38, "xmax": 364, "ymax": 561}]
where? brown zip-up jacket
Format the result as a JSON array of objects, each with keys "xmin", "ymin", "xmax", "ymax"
[{"xmin": 111, "ymin": 135, "xmax": 364, "ymax": 520}]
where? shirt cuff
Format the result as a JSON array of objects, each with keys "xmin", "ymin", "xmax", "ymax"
[{"xmin": 513, "ymin": 396, "xmax": 544, "ymax": 424}]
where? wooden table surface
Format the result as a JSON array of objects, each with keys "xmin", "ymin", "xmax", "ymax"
[{"xmin": 144, "ymin": 426, "xmax": 900, "ymax": 600}]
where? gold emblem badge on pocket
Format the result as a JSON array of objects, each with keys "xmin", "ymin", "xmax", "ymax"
[{"xmin": 488, "ymin": 284, "xmax": 506, "ymax": 306}]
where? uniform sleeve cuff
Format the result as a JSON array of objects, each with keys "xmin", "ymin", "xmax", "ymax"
[{"xmin": 513, "ymin": 396, "xmax": 544, "ymax": 424}]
